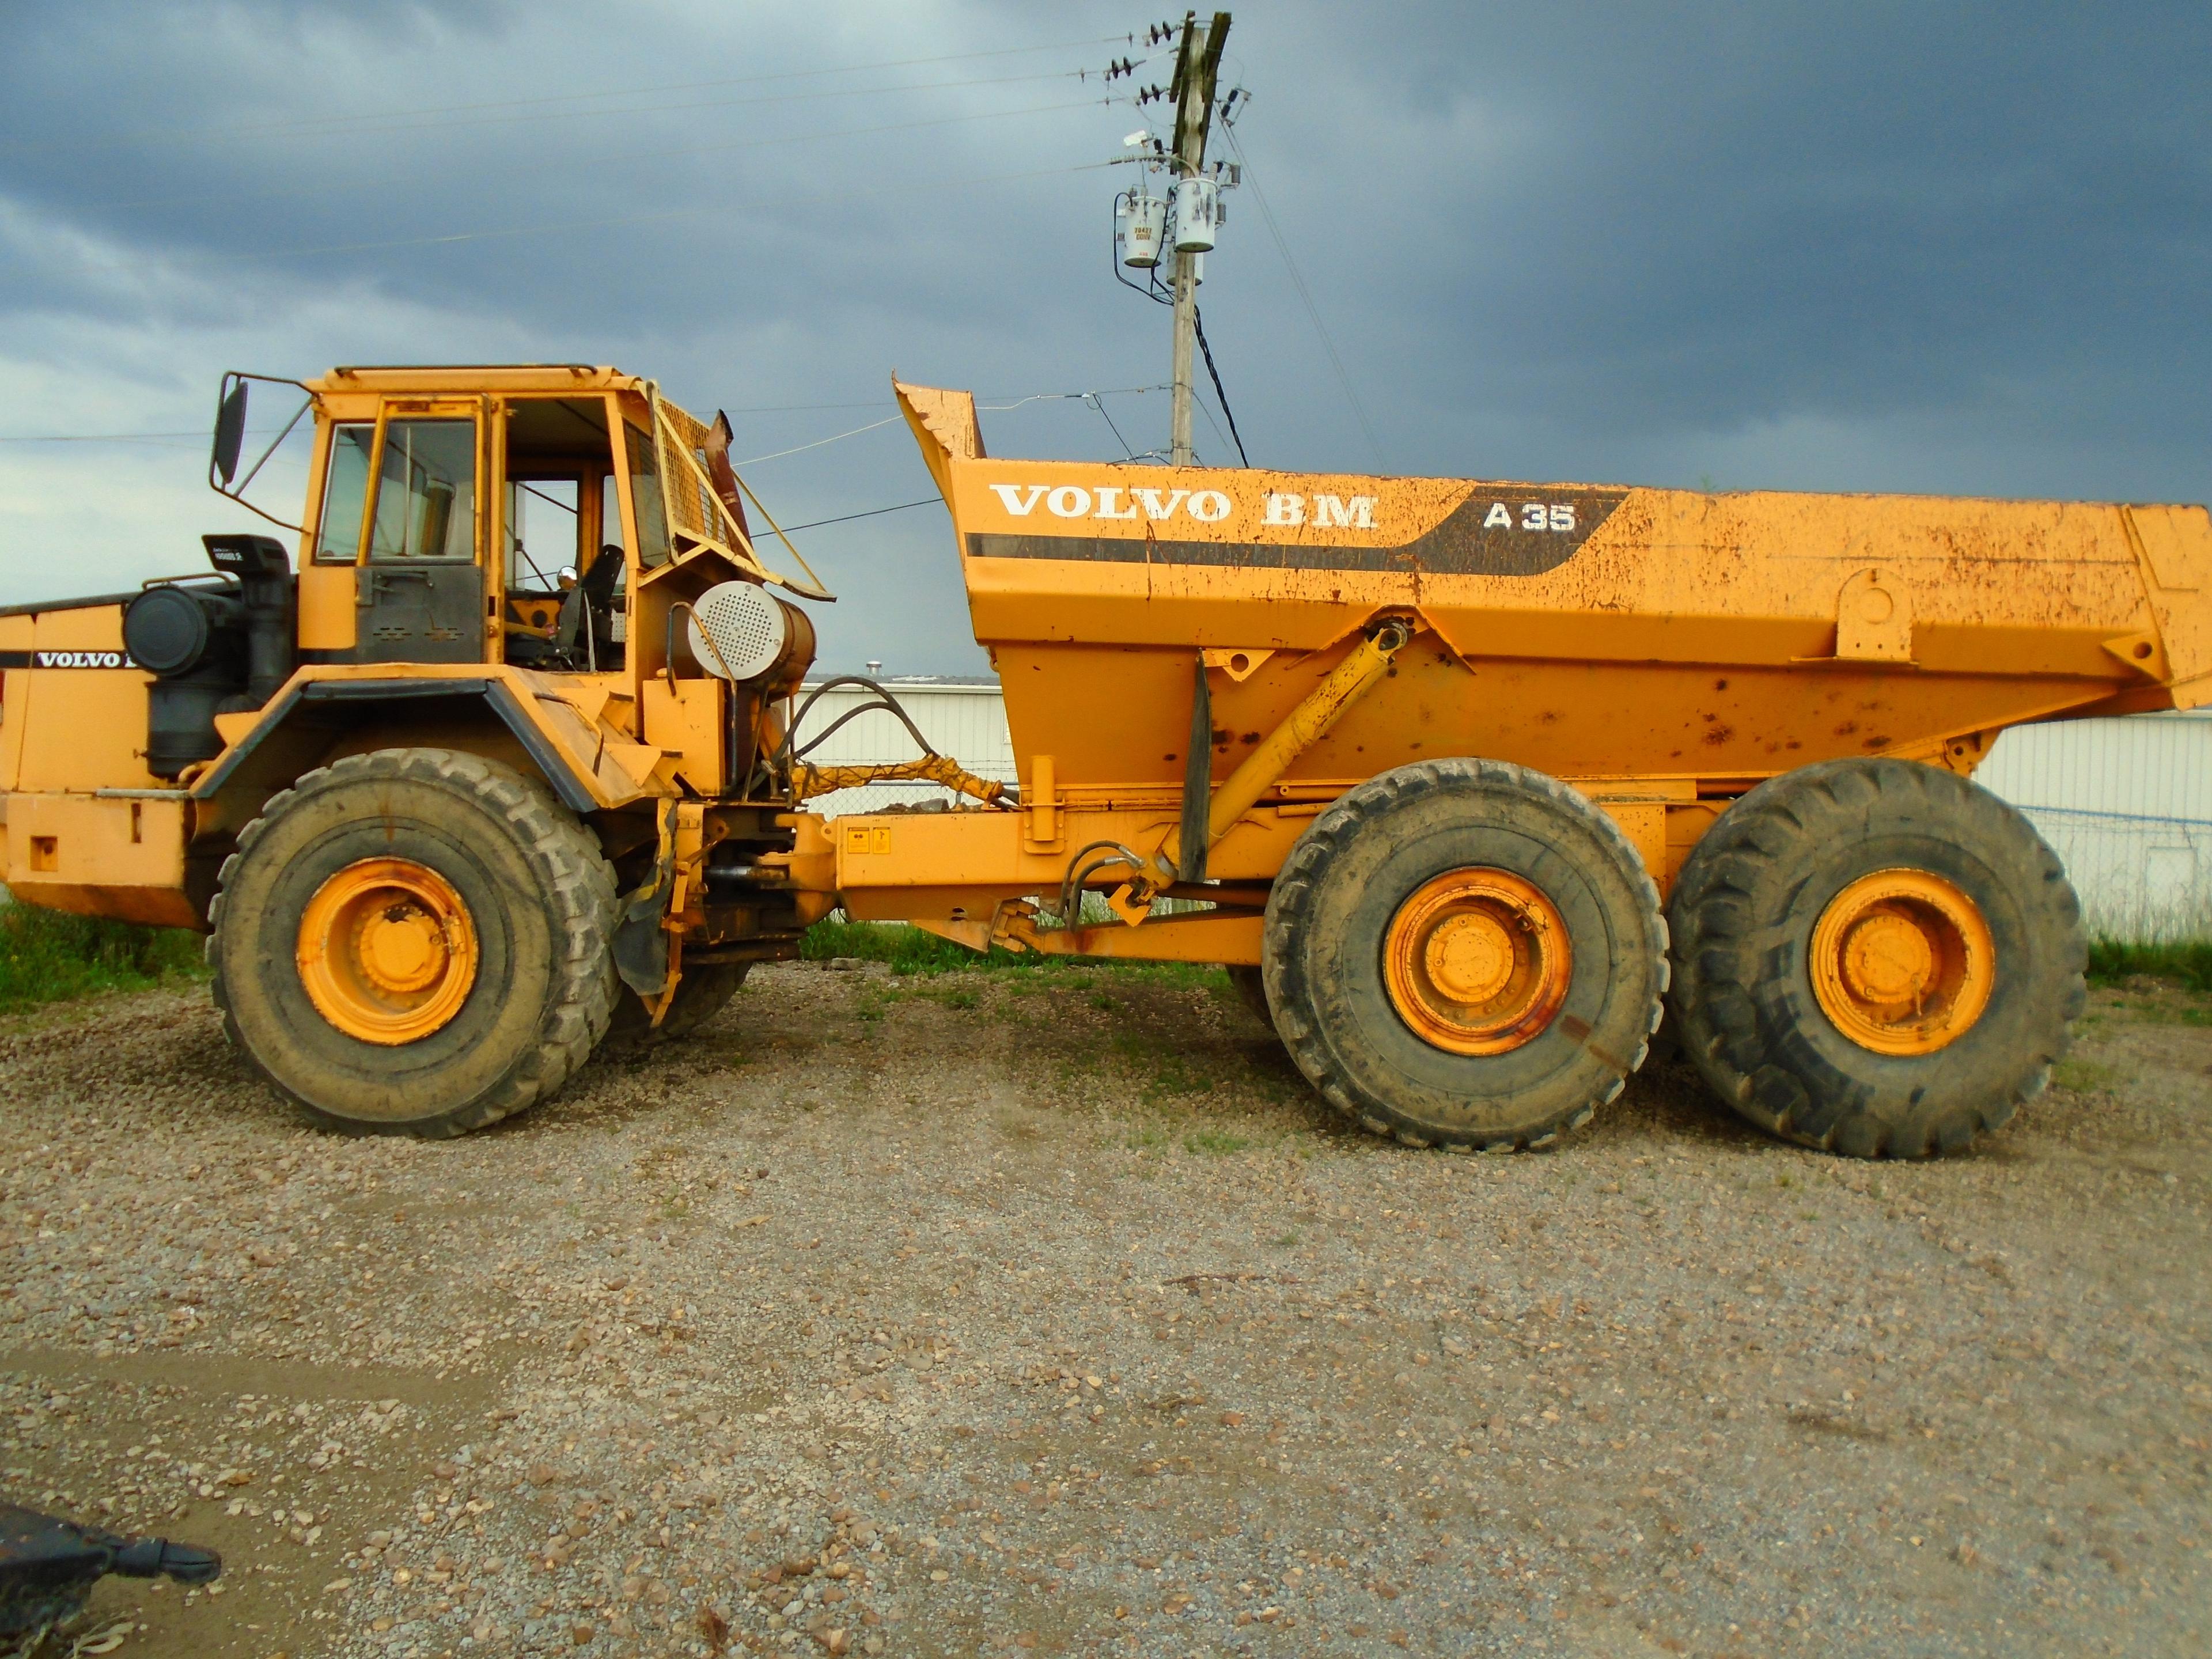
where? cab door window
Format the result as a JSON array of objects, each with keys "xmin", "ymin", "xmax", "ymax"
[
  {"xmin": 368, "ymin": 421, "xmax": 477, "ymax": 560},
  {"xmin": 314, "ymin": 423, "xmax": 374, "ymax": 563}
]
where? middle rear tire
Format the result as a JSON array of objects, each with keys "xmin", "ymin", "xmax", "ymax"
[
  {"xmin": 602, "ymin": 962, "xmax": 751, "ymax": 1048},
  {"xmin": 1225, "ymin": 963, "xmax": 1274, "ymax": 1028},
  {"xmin": 1264, "ymin": 758, "xmax": 1668, "ymax": 1150}
]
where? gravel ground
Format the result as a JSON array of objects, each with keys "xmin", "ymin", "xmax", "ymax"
[{"xmin": 2, "ymin": 960, "xmax": 2208, "ymax": 1659}]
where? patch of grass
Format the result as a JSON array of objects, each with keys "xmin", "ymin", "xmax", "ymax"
[
  {"xmin": 2054, "ymin": 1058, "xmax": 2120, "ymax": 1093},
  {"xmin": 1109, "ymin": 1029, "xmax": 1213, "ymax": 1102},
  {"xmin": 1112, "ymin": 962, "xmax": 1230, "ymax": 993},
  {"xmin": 1183, "ymin": 1129, "xmax": 1252, "ymax": 1156},
  {"xmin": 852, "ymin": 986, "xmax": 903, "ymax": 1024},
  {"xmin": 2123, "ymin": 998, "xmax": 2212, "ymax": 1027},
  {"xmin": 0, "ymin": 898, "xmax": 206, "ymax": 1010},
  {"xmin": 2087, "ymin": 938, "xmax": 2212, "ymax": 993},
  {"xmin": 802, "ymin": 917, "xmax": 1234, "ymax": 986},
  {"xmin": 802, "ymin": 917, "xmax": 1021, "ymax": 975}
]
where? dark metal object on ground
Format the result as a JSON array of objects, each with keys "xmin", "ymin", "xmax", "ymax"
[{"xmin": 0, "ymin": 1503, "xmax": 219, "ymax": 1640}]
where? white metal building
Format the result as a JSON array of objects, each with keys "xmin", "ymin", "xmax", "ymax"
[
  {"xmin": 1976, "ymin": 709, "xmax": 2212, "ymax": 941},
  {"xmin": 796, "ymin": 677, "xmax": 2212, "ymax": 941},
  {"xmin": 791, "ymin": 677, "xmax": 1018, "ymax": 817}
]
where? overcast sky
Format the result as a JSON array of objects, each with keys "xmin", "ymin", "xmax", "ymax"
[{"xmin": 3, "ymin": 1, "xmax": 2206, "ymax": 674}]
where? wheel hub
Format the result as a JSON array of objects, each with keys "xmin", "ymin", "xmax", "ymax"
[
  {"xmin": 1840, "ymin": 911, "xmax": 1934, "ymax": 1005},
  {"xmin": 1384, "ymin": 868, "xmax": 1573, "ymax": 1055},
  {"xmin": 1810, "ymin": 868, "xmax": 1993, "ymax": 1055},
  {"xmin": 360, "ymin": 903, "xmax": 446, "ymax": 994},
  {"xmin": 1425, "ymin": 911, "xmax": 1517, "ymax": 1005},
  {"xmin": 297, "ymin": 858, "xmax": 479, "ymax": 1045}
]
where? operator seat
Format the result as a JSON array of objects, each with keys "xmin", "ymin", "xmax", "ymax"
[{"xmin": 552, "ymin": 545, "xmax": 626, "ymax": 666}]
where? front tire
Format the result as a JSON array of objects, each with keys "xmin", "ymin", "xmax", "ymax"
[
  {"xmin": 1264, "ymin": 759, "xmax": 1668, "ymax": 1150},
  {"xmin": 1667, "ymin": 757, "xmax": 2085, "ymax": 1158},
  {"xmin": 209, "ymin": 748, "xmax": 619, "ymax": 1137}
]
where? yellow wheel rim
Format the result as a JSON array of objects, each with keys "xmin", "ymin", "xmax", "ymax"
[
  {"xmin": 296, "ymin": 857, "xmax": 479, "ymax": 1045},
  {"xmin": 1809, "ymin": 868, "xmax": 1994, "ymax": 1055},
  {"xmin": 1384, "ymin": 868, "xmax": 1573, "ymax": 1055}
]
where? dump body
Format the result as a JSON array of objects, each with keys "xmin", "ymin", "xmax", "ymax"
[{"xmin": 855, "ymin": 381, "xmax": 2212, "ymax": 933}]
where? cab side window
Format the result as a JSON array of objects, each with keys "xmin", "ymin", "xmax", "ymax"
[
  {"xmin": 313, "ymin": 423, "xmax": 374, "ymax": 563},
  {"xmin": 623, "ymin": 424, "xmax": 670, "ymax": 569},
  {"xmin": 369, "ymin": 421, "xmax": 477, "ymax": 560}
]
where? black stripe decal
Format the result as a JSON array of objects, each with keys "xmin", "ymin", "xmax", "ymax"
[{"xmin": 967, "ymin": 486, "xmax": 1629, "ymax": 577}]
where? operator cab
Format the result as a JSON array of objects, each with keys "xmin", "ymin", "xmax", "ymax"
[
  {"xmin": 203, "ymin": 365, "xmax": 830, "ymax": 711},
  {"xmin": 304, "ymin": 387, "xmax": 642, "ymax": 672}
]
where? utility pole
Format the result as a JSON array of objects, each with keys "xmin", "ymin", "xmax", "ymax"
[{"xmin": 1167, "ymin": 10, "xmax": 1230, "ymax": 467}]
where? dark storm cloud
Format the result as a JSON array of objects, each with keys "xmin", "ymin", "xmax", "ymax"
[
  {"xmin": 3, "ymin": 1, "xmax": 2208, "ymax": 669},
  {"xmin": 1373, "ymin": 5, "xmax": 2212, "ymax": 438}
]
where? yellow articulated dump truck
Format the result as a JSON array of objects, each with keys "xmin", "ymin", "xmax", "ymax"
[{"xmin": 3, "ymin": 364, "xmax": 2208, "ymax": 1158}]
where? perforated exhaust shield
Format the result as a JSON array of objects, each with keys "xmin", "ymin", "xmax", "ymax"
[{"xmin": 688, "ymin": 580, "xmax": 789, "ymax": 680}]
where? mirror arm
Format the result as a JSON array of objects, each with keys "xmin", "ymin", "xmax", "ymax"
[
  {"xmin": 233, "ymin": 394, "xmax": 312, "ymax": 497},
  {"xmin": 207, "ymin": 370, "xmax": 315, "ymax": 534}
]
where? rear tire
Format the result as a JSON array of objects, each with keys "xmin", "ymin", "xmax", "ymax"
[
  {"xmin": 1264, "ymin": 758, "xmax": 1668, "ymax": 1150},
  {"xmin": 1667, "ymin": 757, "xmax": 2085, "ymax": 1158},
  {"xmin": 602, "ymin": 962, "xmax": 751, "ymax": 1048},
  {"xmin": 209, "ymin": 748, "xmax": 618, "ymax": 1137}
]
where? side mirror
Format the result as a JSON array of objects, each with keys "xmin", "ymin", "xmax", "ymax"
[
  {"xmin": 206, "ymin": 370, "xmax": 313, "ymax": 535},
  {"xmin": 211, "ymin": 380, "xmax": 248, "ymax": 486}
]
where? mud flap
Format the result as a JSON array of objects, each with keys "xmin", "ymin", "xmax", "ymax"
[{"xmin": 613, "ymin": 857, "xmax": 672, "ymax": 996}]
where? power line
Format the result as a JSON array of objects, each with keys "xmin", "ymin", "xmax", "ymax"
[
  {"xmin": 976, "ymin": 384, "xmax": 1166, "ymax": 412},
  {"xmin": 1085, "ymin": 393, "xmax": 1139, "ymax": 460},
  {"xmin": 240, "ymin": 67, "xmax": 1107, "ymax": 144},
  {"xmin": 1, "ymin": 32, "xmax": 1146, "ymax": 155},
  {"xmin": 1192, "ymin": 306, "xmax": 1249, "ymax": 467},
  {"xmin": 0, "ymin": 431, "xmax": 210, "ymax": 445},
  {"xmin": 1188, "ymin": 387, "xmax": 1235, "ymax": 467},
  {"xmin": 89, "ymin": 158, "xmax": 1118, "ymax": 266},
  {"xmin": 79, "ymin": 97, "xmax": 1112, "ymax": 217},
  {"xmin": 0, "ymin": 386, "xmax": 1169, "ymax": 448},
  {"xmin": 743, "ymin": 387, "xmax": 1176, "ymax": 464},
  {"xmin": 734, "ymin": 416, "xmax": 904, "ymax": 467},
  {"xmin": 1220, "ymin": 123, "xmax": 1387, "ymax": 470},
  {"xmin": 780, "ymin": 497, "xmax": 944, "ymax": 533}
]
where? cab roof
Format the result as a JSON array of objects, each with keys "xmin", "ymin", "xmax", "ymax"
[{"xmin": 304, "ymin": 365, "xmax": 646, "ymax": 396}]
